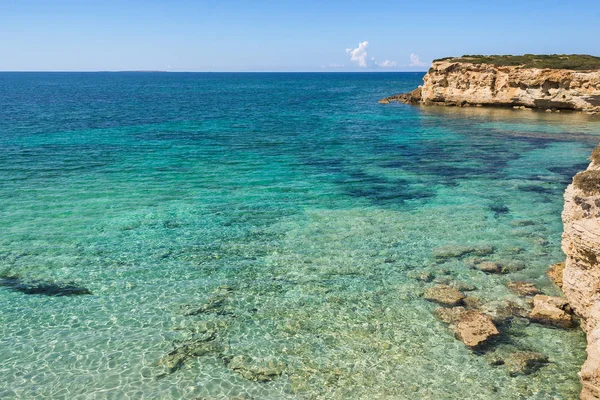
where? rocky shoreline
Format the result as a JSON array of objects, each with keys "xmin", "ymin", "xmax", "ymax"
[
  {"xmin": 562, "ymin": 146, "xmax": 600, "ymax": 399},
  {"xmin": 380, "ymin": 58, "xmax": 600, "ymax": 114}
]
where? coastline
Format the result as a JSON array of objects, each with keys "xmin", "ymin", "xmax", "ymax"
[{"xmin": 381, "ymin": 58, "xmax": 600, "ymax": 115}]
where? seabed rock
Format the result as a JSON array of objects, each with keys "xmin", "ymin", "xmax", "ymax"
[
  {"xmin": 181, "ymin": 285, "xmax": 234, "ymax": 316},
  {"xmin": 474, "ymin": 261, "xmax": 505, "ymax": 274},
  {"xmin": 423, "ymin": 284, "xmax": 465, "ymax": 306},
  {"xmin": 432, "ymin": 245, "xmax": 494, "ymax": 261},
  {"xmin": 156, "ymin": 331, "xmax": 227, "ymax": 376},
  {"xmin": 529, "ymin": 295, "xmax": 575, "ymax": 328},
  {"xmin": 226, "ymin": 355, "xmax": 286, "ymax": 382},
  {"xmin": 434, "ymin": 307, "xmax": 467, "ymax": 324},
  {"xmin": 505, "ymin": 352, "xmax": 549, "ymax": 376},
  {"xmin": 0, "ymin": 274, "xmax": 92, "ymax": 296},
  {"xmin": 407, "ymin": 271, "xmax": 434, "ymax": 282},
  {"xmin": 506, "ymin": 281, "xmax": 540, "ymax": 297},
  {"xmin": 479, "ymin": 301, "xmax": 530, "ymax": 324}
]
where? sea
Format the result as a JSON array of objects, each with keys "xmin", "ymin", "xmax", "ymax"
[{"xmin": 1, "ymin": 72, "xmax": 599, "ymax": 399}]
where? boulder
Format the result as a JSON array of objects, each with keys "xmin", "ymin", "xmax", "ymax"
[
  {"xmin": 454, "ymin": 311, "xmax": 500, "ymax": 348},
  {"xmin": 529, "ymin": 295, "xmax": 575, "ymax": 328},
  {"xmin": 424, "ymin": 284, "xmax": 465, "ymax": 306}
]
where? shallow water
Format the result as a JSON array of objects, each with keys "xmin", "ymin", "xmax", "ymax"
[{"xmin": 0, "ymin": 72, "xmax": 599, "ymax": 399}]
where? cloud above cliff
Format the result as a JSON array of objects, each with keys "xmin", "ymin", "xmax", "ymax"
[
  {"xmin": 409, "ymin": 53, "xmax": 427, "ymax": 67},
  {"xmin": 346, "ymin": 41, "xmax": 369, "ymax": 68}
]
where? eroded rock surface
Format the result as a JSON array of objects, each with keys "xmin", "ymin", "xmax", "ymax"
[
  {"xmin": 562, "ymin": 151, "xmax": 600, "ymax": 399},
  {"xmin": 381, "ymin": 60, "xmax": 600, "ymax": 112},
  {"xmin": 529, "ymin": 295, "xmax": 575, "ymax": 328}
]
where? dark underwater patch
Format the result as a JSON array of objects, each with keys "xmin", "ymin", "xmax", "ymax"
[
  {"xmin": 0, "ymin": 274, "xmax": 92, "ymax": 296},
  {"xmin": 490, "ymin": 204, "xmax": 510, "ymax": 217},
  {"xmin": 547, "ymin": 163, "xmax": 590, "ymax": 181},
  {"xmin": 518, "ymin": 184, "xmax": 558, "ymax": 196}
]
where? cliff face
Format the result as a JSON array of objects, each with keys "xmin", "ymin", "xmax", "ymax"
[
  {"xmin": 386, "ymin": 60, "xmax": 600, "ymax": 112},
  {"xmin": 562, "ymin": 152, "xmax": 600, "ymax": 399}
]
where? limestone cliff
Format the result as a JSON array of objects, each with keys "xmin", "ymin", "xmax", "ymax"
[
  {"xmin": 383, "ymin": 58, "xmax": 600, "ymax": 113},
  {"xmin": 562, "ymin": 147, "xmax": 600, "ymax": 399}
]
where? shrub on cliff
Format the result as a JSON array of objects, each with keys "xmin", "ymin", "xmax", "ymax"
[
  {"xmin": 574, "ymin": 170, "xmax": 600, "ymax": 195},
  {"xmin": 591, "ymin": 145, "xmax": 600, "ymax": 165},
  {"xmin": 433, "ymin": 54, "xmax": 600, "ymax": 71}
]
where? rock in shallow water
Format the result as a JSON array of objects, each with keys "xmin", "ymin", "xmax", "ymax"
[
  {"xmin": 454, "ymin": 311, "xmax": 500, "ymax": 348},
  {"xmin": 423, "ymin": 284, "xmax": 465, "ymax": 306},
  {"xmin": 474, "ymin": 261, "xmax": 505, "ymax": 274},
  {"xmin": 529, "ymin": 295, "xmax": 575, "ymax": 328}
]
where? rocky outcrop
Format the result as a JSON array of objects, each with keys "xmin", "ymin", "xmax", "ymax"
[
  {"xmin": 529, "ymin": 295, "xmax": 575, "ymax": 328},
  {"xmin": 383, "ymin": 59, "xmax": 600, "ymax": 113},
  {"xmin": 562, "ymin": 150, "xmax": 600, "ymax": 399}
]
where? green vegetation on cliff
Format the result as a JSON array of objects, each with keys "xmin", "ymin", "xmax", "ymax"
[{"xmin": 433, "ymin": 54, "xmax": 600, "ymax": 71}]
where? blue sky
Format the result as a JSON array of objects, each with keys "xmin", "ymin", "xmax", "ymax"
[{"xmin": 2, "ymin": 0, "xmax": 600, "ymax": 71}]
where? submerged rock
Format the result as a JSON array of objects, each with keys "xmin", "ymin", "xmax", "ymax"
[
  {"xmin": 156, "ymin": 331, "xmax": 226, "ymax": 375},
  {"xmin": 505, "ymin": 352, "xmax": 549, "ymax": 376},
  {"xmin": 0, "ymin": 275, "xmax": 92, "ymax": 296},
  {"xmin": 474, "ymin": 261, "xmax": 504, "ymax": 274},
  {"xmin": 432, "ymin": 245, "xmax": 494, "ymax": 261},
  {"xmin": 434, "ymin": 307, "xmax": 466, "ymax": 324},
  {"xmin": 226, "ymin": 355, "xmax": 286, "ymax": 382},
  {"xmin": 407, "ymin": 271, "xmax": 434, "ymax": 282},
  {"xmin": 506, "ymin": 281, "xmax": 540, "ymax": 297},
  {"xmin": 529, "ymin": 295, "xmax": 575, "ymax": 328},
  {"xmin": 182, "ymin": 285, "xmax": 234, "ymax": 316},
  {"xmin": 423, "ymin": 284, "xmax": 465, "ymax": 306},
  {"xmin": 450, "ymin": 281, "xmax": 477, "ymax": 292},
  {"xmin": 454, "ymin": 311, "xmax": 499, "ymax": 348},
  {"xmin": 478, "ymin": 301, "xmax": 530, "ymax": 324}
]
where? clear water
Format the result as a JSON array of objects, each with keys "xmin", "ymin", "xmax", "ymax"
[{"xmin": 0, "ymin": 72, "xmax": 599, "ymax": 399}]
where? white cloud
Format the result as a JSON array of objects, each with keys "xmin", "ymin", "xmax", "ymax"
[
  {"xmin": 409, "ymin": 53, "xmax": 427, "ymax": 67},
  {"xmin": 328, "ymin": 63, "xmax": 344, "ymax": 68},
  {"xmin": 346, "ymin": 41, "xmax": 370, "ymax": 68},
  {"xmin": 376, "ymin": 60, "xmax": 397, "ymax": 68}
]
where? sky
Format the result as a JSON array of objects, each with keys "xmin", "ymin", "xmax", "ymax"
[{"xmin": 1, "ymin": 0, "xmax": 600, "ymax": 72}]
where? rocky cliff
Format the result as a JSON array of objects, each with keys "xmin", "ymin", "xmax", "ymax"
[
  {"xmin": 562, "ymin": 146, "xmax": 600, "ymax": 399},
  {"xmin": 383, "ymin": 58, "xmax": 600, "ymax": 113}
]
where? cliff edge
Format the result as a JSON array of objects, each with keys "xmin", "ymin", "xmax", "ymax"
[
  {"xmin": 563, "ymin": 146, "xmax": 600, "ymax": 399},
  {"xmin": 382, "ymin": 55, "xmax": 600, "ymax": 113}
]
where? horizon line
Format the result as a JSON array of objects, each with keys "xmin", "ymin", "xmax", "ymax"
[{"xmin": 0, "ymin": 70, "xmax": 429, "ymax": 73}]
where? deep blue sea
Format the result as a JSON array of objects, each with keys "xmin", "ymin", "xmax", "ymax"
[{"xmin": 1, "ymin": 72, "xmax": 600, "ymax": 399}]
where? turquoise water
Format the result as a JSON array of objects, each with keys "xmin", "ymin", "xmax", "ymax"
[{"xmin": 1, "ymin": 72, "xmax": 599, "ymax": 399}]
